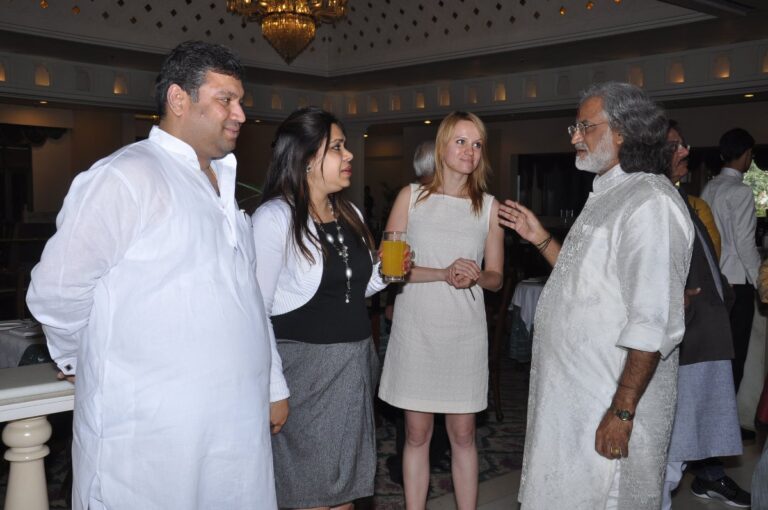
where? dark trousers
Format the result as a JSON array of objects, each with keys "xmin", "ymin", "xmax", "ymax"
[{"xmin": 730, "ymin": 283, "xmax": 755, "ymax": 392}]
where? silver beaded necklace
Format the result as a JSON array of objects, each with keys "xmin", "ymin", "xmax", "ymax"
[{"xmin": 315, "ymin": 201, "xmax": 352, "ymax": 304}]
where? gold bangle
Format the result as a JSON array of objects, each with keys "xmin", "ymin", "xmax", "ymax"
[{"xmin": 535, "ymin": 235, "xmax": 552, "ymax": 252}]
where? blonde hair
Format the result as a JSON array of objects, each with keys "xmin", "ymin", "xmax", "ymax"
[{"xmin": 418, "ymin": 111, "xmax": 490, "ymax": 215}]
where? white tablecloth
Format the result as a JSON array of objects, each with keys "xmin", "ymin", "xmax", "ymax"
[
  {"xmin": 507, "ymin": 278, "xmax": 546, "ymax": 362},
  {"xmin": 0, "ymin": 320, "xmax": 46, "ymax": 369},
  {"xmin": 510, "ymin": 279, "xmax": 546, "ymax": 332}
]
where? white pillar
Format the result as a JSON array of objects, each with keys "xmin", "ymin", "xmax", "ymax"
[{"xmin": 3, "ymin": 416, "xmax": 52, "ymax": 510}]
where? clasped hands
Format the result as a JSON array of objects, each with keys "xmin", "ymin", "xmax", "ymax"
[{"xmin": 445, "ymin": 258, "xmax": 480, "ymax": 289}]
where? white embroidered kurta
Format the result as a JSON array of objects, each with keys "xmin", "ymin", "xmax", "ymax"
[
  {"xmin": 519, "ymin": 166, "xmax": 693, "ymax": 510},
  {"xmin": 27, "ymin": 126, "xmax": 287, "ymax": 510}
]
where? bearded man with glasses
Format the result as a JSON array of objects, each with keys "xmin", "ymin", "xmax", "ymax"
[{"xmin": 499, "ymin": 82, "xmax": 694, "ymax": 509}]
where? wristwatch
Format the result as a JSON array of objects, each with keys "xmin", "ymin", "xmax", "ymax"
[{"xmin": 613, "ymin": 408, "xmax": 635, "ymax": 421}]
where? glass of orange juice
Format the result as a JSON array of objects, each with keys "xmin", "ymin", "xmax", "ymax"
[{"xmin": 381, "ymin": 231, "xmax": 407, "ymax": 282}]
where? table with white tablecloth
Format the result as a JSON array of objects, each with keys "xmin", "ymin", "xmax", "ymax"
[
  {"xmin": 0, "ymin": 321, "xmax": 48, "ymax": 369},
  {"xmin": 507, "ymin": 278, "xmax": 546, "ymax": 362}
]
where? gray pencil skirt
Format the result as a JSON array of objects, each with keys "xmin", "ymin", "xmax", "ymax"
[{"xmin": 272, "ymin": 337, "xmax": 380, "ymax": 509}]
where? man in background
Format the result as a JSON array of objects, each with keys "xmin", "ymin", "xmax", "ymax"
[
  {"xmin": 701, "ymin": 128, "xmax": 759, "ymax": 395},
  {"xmin": 663, "ymin": 121, "xmax": 749, "ymax": 509}
]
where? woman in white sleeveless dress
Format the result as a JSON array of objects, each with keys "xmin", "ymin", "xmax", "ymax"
[{"xmin": 378, "ymin": 111, "xmax": 504, "ymax": 510}]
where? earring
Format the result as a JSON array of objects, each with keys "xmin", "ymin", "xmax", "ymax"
[{"xmin": 306, "ymin": 165, "xmax": 311, "ymax": 174}]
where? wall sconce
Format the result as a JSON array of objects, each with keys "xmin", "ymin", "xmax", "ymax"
[
  {"xmin": 467, "ymin": 86, "xmax": 478, "ymax": 104},
  {"xmin": 415, "ymin": 92, "xmax": 425, "ymax": 109},
  {"xmin": 271, "ymin": 93, "xmax": 282, "ymax": 110},
  {"xmin": 323, "ymin": 97, "xmax": 334, "ymax": 112},
  {"xmin": 556, "ymin": 75, "xmax": 570, "ymax": 96},
  {"xmin": 524, "ymin": 78, "xmax": 537, "ymax": 99},
  {"xmin": 369, "ymin": 96, "xmax": 379, "ymax": 113},
  {"xmin": 0, "ymin": 62, "xmax": 6, "ymax": 82},
  {"xmin": 243, "ymin": 92, "xmax": 254, "ymax": 108},
  {"xmin": 627, "ymin": 65, "xmax": 644, "ymax": 87},
  {"xmin": 347, "ymin": 98, "xmax": 357, "ymax": 115},
  {"xmin": 34, "ymin": 64, "xmax": 51, "ymax": 87},
  {"xmin": 389, "ymin": 94, "xmax": 401, "ymax": 111},
  {"xmin": 113, "ymin": 73, "xmax": 128, "ymax": 95},
  {"xmin": 667, "ymin": 60, "xmax": 685, "ymax": 84},
  {"xmin": 494, "ymin": 82, "xmax": 507, "ymax": 102},
  {"xmin": 712, "ymin": 54, "xmax": 730, "ymax": 79},
  {"xmin": 438, "ymin": 87, "xmax": 450, "ymax": 107}
]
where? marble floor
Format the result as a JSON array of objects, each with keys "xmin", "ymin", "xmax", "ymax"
[{"xmin": 427, "ymin": 439, "xmax": 764, "ymax": 510}]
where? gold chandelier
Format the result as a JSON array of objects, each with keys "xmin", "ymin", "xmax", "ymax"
[{"xmin": 227, "ymin": 0, "xmax": 348, "ymax": 64}]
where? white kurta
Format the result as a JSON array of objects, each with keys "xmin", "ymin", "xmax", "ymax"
[
  {"xmin": 27, "ymin": 126, "xmax": 287, "ymax": 510},
  {"xmin": 519, "ymin": 166, "xmax": 693, "ymax": 509}
]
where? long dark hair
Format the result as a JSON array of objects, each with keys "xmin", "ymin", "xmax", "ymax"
[{"xmin": 260, "ymin": 107, "xmax": 374, "ymax": 263}]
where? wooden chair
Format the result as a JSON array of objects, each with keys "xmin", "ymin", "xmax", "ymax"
[{"xmin": 487, "ymin": 272, "xmax": 517, "ymax": 422}]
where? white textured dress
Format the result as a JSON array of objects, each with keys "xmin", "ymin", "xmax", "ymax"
[{"xmin": 379, "ymin": 184, "xmax": 493, "ymax": 413}]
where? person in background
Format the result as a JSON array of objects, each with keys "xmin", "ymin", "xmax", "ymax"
[
  {"xmin": 252, "ymin": 107, "xmax": 406, "ymax": 510},
  {"xmin": 701, "ymin": 128, "xmax": 759, "ymax": 395},
  {"xmin": 413, "ymin": 140, "xmax": 436, "ymax": 186},
  {"xmin": 26, "ymin": 41, "xmax": 286, "ymax": 510},
  {"xmin": 499, "ymin": 82, "xmax": 693, "ymax": 509},
  {"xmin": 379, "ymin": 111, "xmax": 504, "ymax": 510},
  {"xmin": 662, "ymin": 121, "xmax": 749, "ymax": 509}
]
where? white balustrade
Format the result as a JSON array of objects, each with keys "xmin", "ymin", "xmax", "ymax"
[{"xmin": 0, "ymin": 363, "xmax": 74, "ymax": 510}]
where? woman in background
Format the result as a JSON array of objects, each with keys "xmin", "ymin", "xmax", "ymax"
[
  {"xmin": 252, "ymin": 107, "xmax": 402, "ymax": 510},
  {"xmin": 378, "ymin": 111, "xmax": 504, "ymax": 510}
]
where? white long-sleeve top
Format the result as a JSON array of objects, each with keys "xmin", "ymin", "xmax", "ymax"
[
  {"xmin": 251, "ymin": 198, "xmax": 386, "ymax": 322},
  {"xmin": 701, "ymin": 166, "xmax": 761, "ymax": 286},
  {"xmin": 27, "ymin": 126, "xmax": 285, "ymax": 510}
]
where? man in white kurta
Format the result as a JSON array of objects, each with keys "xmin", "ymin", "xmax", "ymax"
[
  {"xmin": 26, "ymin": 42, "xmax": 287, "ymax": 510},
  {"xmin": 500, "ymin": 82, "xmax": 694, "ymax": 509}
]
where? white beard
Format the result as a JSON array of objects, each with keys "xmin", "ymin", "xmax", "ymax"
[{"xmin": 575, "ymin": 129, "xmax": 617, "ymax": 174}]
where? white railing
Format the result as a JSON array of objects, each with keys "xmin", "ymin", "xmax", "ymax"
[{"xmin": 0, "ymin": 363, "xmax": 74, "ymax": 510}]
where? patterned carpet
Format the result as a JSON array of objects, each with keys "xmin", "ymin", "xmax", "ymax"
[{"xmin": 0, "ymin": 360, "xmax": 528, "ymax": 510}]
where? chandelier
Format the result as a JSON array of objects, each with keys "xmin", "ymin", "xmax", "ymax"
[{"xmin": 227, "ymin": 0, "xmax": 348, "ymax": 64}]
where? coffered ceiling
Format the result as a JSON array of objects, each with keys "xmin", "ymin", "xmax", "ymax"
[{"xmin": 0, "ymin": 0, "xmax": 766, "ymax": 92}]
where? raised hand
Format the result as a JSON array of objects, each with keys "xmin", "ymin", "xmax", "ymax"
[{"xmin": 498, "ymin": 200, "xmax": 548, "ymax": 245}]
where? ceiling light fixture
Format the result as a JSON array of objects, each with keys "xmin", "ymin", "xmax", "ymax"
[
  {"xmin": 744, "ymin": 93, "xmax": 755, "ymax": 98},
  {"xmin": 227, "ymin": 0, "xmax": 348, "ymax": 64},
  {"xmin": 38, "ymin": 100, "xmax": 48, "ymax": 105},
  {"xmin": 424, "ymin": 120, "xmax": 432, "ymax": 125}
]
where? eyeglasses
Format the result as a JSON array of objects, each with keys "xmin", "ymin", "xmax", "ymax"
[
  {"xmin": 567, "ymin": 121, "xmax": 608, "ymax": 137},
  {"xmin": 668, "ymin": 141, "xmax": 691, "ymax": 152}
]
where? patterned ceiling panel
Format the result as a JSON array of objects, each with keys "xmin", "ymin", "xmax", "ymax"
[{"xmin": 0, "ymin": 1, "xmax": 705, "ymax": 76}]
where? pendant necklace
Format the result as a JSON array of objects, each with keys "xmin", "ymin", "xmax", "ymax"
[{"xmin": 315, "ymin": 201, "xmax": 352, "ymax": 304}]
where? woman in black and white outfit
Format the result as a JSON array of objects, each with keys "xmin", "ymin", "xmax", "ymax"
[{"xmin": 252, "ymin": 107, "xmax": 403, "ymax": 510}]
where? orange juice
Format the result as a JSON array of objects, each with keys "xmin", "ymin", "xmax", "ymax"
[
  {"xmin": 381, "ymin": 240, "xmax": 407, "ymax": 278},
  {"xmin": 381, "ymin": 231, "xmax": 407, "ymax": 282}
]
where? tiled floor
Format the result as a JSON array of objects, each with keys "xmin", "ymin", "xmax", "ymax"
[{"xmin": 427, "ymin": 439, "xmax": 764, "ymax": 510}]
